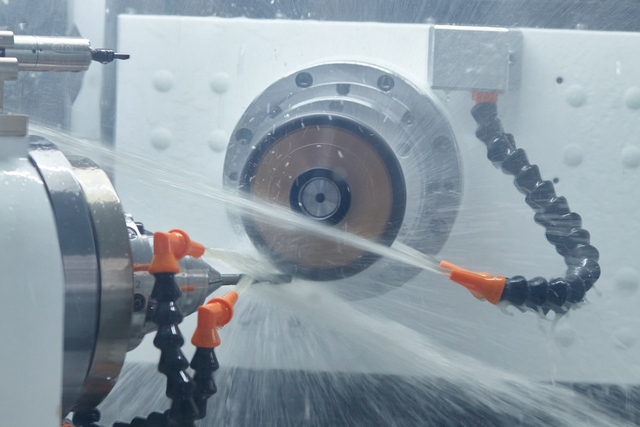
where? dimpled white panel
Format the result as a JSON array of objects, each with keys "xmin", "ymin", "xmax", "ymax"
[{"xmin": 116, "ymin": 16, "xmax": 640, "ymax": 383}]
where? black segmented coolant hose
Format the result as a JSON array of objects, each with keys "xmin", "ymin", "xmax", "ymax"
[{"xmin": 468, "ymin": 99, "xmax": 601, "ymax": 314}]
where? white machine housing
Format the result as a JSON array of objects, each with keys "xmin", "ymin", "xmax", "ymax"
[
  {"xmin": 0, "ymin": 137, "xmax": 65, "ymax": 426},
  {"xmin": 112, "ymin": 16, "xmax": 640, "ymax": 385}
]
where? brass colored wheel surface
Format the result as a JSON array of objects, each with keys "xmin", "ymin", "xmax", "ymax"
[{"xmin": 240, "ymin": 116, "xmax": 406, "ymax": 280}]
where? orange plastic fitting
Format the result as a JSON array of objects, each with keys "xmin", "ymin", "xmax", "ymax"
[
  {"xmin": 191, "ymin": 291, "xmax": 238, "ymax": 348},
  {"xmin": 133, "ymin": 263, "xmax": 151, "ymax": 272},
  {"xmin": 148, "ymin": 229, "xmax": 205, "ymax": 274},
  {"xmin": 472, "ymin": 92, "xmax": 499, "ymax": 104},
  {"xmin": 440, "ymin": 260, "xmax": 505, "ymax": 305}
]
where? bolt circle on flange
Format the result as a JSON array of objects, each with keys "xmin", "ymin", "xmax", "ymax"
[
  {"xmin": 223, "ymin": 63, "xmax": 462, "ymax": 296},
  {"xmin": 295, "ymin": 72, "xmax": 313, "ymax": 88},
  {"xmin": 377, "ymin": 74, "xmax": 395, "ymax": 91}
]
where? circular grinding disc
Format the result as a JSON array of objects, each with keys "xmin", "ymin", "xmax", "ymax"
[
  {"xmin": 224, "ymin": 63, "xmax": 463, "ymax": 296},
  {"xmin": 240, "ymin": 115, "xmax": 406, "ymax": 280}
]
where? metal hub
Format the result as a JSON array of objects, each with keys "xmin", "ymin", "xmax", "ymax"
[
  {"xmin": 292, "ymin": 169, "xmax": 347, "ymax": 222},
  {"xmin": 299, "ymin": 178, "xmax": 340, "ymax": 218}
]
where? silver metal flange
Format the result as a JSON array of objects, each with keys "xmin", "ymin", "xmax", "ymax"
[
  {"xmin": 30, "ymin": 140, "xmax": 133, "ymax": 413},
  {"xmin": 67, "ymin": 155, "xmax": 134, "ymax": 411},
  {"xmin": 224, "ymin": 62, "xmax": 463, "ymax": 297},
  {"xmin": 28, "ymin": 139, "xmax": 100, "ymax": 416}
]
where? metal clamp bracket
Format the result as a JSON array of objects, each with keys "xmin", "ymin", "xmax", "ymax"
[{"xmin": 429, "ymin": 25, "xmax": 522, "ymax": 93}]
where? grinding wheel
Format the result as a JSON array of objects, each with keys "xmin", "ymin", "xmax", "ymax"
[
  {"xmin": 239, "ymin": 115, "xmax": 406, "ymax": 280},
  {"xmin": 223, "ymin": 63, "xmax": 462, "ymax": 296}
]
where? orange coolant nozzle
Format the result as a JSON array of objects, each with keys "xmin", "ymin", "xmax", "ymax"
[
  {"xmin": 440, "ymin": 260, "xmax": 505, "ymax": 305},
  {"xmin": 148, "ymin": 229, "xmax": 205, "ymax": 274},
  {"xmin": 472, "ymin": 91, "xmax": 499, "ymax": 104},
  {"xmin": 191, "ymin": 291, "xmax": 239, "ymax": 348}
]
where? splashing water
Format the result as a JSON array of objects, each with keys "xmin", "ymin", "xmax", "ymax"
[
  {"xmin": 100, "ymin": 273, "xmax": 634, "ymax": 426},
  {"xmin": 233, "ymin": 275, "xmax": 255, "ymax": 295},
  {"xmin": 204, "ymin": 247, "xmax": 276, "ymax": 280},
  {"xmin": 32, "ymin": 125, "xmax": 446, "ymax": 276},
  {"xmin": 31, "ymin": 127, "xmax": 635, "ymax": 426}
]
